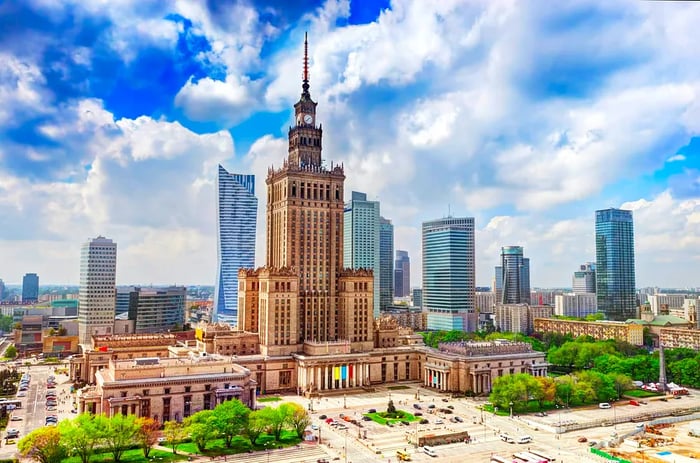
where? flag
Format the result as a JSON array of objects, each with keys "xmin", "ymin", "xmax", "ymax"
[
  {"xmin": 341, "ymin": 365, "xmax": 347, "ymax": 380},
  {"xmin": 334, "ymin": 366, "xmax": 340, "ymax": 380}
]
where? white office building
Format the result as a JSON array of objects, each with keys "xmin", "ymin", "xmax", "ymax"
[
  {"xmin": 78, "ymin": 236, "xmax": 117, "ymax": 344},
  {"xmin": 554, "ymin": 293, "xmax": 598, "ymax": 318}
]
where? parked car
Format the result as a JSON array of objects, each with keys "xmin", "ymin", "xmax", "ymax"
[
  {"xmin": 441, "ymin": 398, "xmax": 449, "ymax": 403},
  {"xmin": 10, "ymin": 416, "xmax": 22, "ymax": 421},
  {"xmin": 414, "ymin": 412, "xmax": 423, "ymax": 416},
  {"xmin": 577, "ymin": 436, "xmax": 588, "ymax": 443},
  {"xmin": 428, "ymin": 404, "xmax": 436, "ymax": 409},
  {"xmin": 413, "ymin": 404, "xmax": 422, "ymax": 410},
  {"xmin": 453, "ymin": 416, "xmax": 463, "ymax": 423},
  {"xmin": 435, "ymin": 419, "xmax": 444, "ymax": 425},
  {"xmin": 368, "ymin": 408, "xmax": 377, "ymax": 413},
  {"xmin": 319, "ymin": 415, "xmax": 327, "ymax": 419},
  {"xmin": 419, "ymin": 419, "xmax": 429, "ymax": 424},
  {"xmin": 447, "ymin": 405, "xmax": 454, "ymax": 410},
  {"xmin": 599, "ymin": 403, "xmax": 612, "ymax": 409},
  {"xmin": 362, "ymin": 416, "xmax": 372, "ymax": 421}
]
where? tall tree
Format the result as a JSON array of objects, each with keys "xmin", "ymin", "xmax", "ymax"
[
  {"xmin": 136, "ymin": 417, "xmax": 160, "ymax": 458},
  {"xmin": 98, "ymin": 414, "xmax": 138, "ymax": 463},
  {"xmin": 163, "ymin": 421, "xmax": 188, "ymax": 455},
  {"xmin": 286, "ymin": 402, "xmax": 311, "ymax": 438},
  {"xmin": 212, "ymin": 399, "xmax": 250, "ymax": 448},
  {"xmin": 258, "ymin": 405, "xmax": 292, "ymax": 441},
  {"xmin": 533, "ymin": 376, "xmax": 556, "ymax": 410},
  {"xmin": 245, "ymin": 410, "xmax": 268, "ymax": 445},
  {"xmin": 185, "ymin": 410, "xmax": 219, "ymax": 452},
  {"xmin": 18, "ymin": 427, "xmax": 67, "ymax": 463},
  {"xmin": 59, "ymin": 414, "xmax": 103, "ymax": 463}
]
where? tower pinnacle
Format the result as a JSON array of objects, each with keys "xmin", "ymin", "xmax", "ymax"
[{"xmin": 302, "ymin": 32, "xmax": 310, "ymax": 99}]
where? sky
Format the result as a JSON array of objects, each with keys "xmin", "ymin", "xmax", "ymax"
[{"xmin": 2, "ymin": 0, "xmax": 700, "ymax": 289}]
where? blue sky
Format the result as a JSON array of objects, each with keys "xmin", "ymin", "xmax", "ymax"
[{"xmin": 2, "ymin": 0, "xmax": 700, "ymax": 288}]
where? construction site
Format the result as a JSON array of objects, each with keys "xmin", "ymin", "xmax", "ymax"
[{"xmin": 599, "ymin": 419, "xmax": 700, "ymax": 463}]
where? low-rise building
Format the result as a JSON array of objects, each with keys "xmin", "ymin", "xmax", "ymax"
[
  {"xmin": 533, "ymin": 318, "xmax": 644, "ymax": 345},
  {"xmin": 494, "ymin": 304, "xmax": 554, "ymax": 334},
  {"xmin": 78, "ymin": 352, "xmax": 256, "ymax": 420},
  {"xmin": 659, "ymin": 328, "xmax": 700, "ymax": 350}
]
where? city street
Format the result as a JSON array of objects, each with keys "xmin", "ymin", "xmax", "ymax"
[{"xmin": 1, "ymin": 361, "xmax": 74, "ymax": 459}]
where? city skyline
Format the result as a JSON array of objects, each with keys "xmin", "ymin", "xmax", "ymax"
[{"xmin": 2, "ymin": 1, "xmax": 700, "ymax": 288}]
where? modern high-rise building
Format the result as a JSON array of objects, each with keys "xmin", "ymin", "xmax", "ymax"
[
  {"xmin": 412, "ymin": 288, "xmax": 423, "ymax": 308},
  {"xmin": 118, "ymin": 286, "xmax": 187, "ymax": 333},
  {"xmin": 78, "ymin": 236, "xmax": 117, "ymax": 344},
  {"xmin": 22, "ymin": 273, "xmax": 39, "ymax": 303},
  {"xmin": 394, "ymin": 250, "xmax": 410, "ymax": 298},
  {"xmin": 214, "ymin": 165, "xmax": 257, "ymax": 325},
  {"xmin": 379, "ymin": 217, "xmax": 394, "ymax": 313},
  {"xmin": 498, "ymin": 246, "xmax": 530, "ymax": 304},
  {"xmin": 238, "ymin": 34, "xmax": 374, "ymax": 356},
  {"xmin": 573, "ymin": 262, "xmax": 596, "ymax": 294},
  {"xmin": 344, "ymin": 191, "xmax": 381, "ymax": 317},
  {"xmin": 595, "ymin": 208, "xmax": 637, "ymax": 321},
  {"xmin": 0, "ymin": 279, "xmax": 5, "ymax": 301},
  {"xmin": 422, "ymin": 216, "xmax": 476, "ymax": 331}
]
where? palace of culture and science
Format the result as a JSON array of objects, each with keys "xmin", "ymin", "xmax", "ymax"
[{"xmin": 71, "ymin": 37, "xmax": 546, "ymax": 419}]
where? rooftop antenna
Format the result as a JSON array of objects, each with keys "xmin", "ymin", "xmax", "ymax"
[{"xmin": 301, "ymin": 32, "xmax": 310, "ymax": 98}]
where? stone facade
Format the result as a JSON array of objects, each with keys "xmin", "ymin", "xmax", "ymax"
[
  {"xmin": 533, "ymin": 318, "xmax": 644, "ymax": 345},
  {"xmin": 494, "ymin": 304, "xmax": 554, "ymax": 334},
  {"xmin": 78, "ymin": 352, "xmax": 256, "ymax": 421},
  {"xmin": 659, "ymin": 328, "xmax": 700, "ymax": 350}
]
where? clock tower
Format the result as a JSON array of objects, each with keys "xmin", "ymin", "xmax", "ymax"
[{"xmin": 289, "ymin": 32, "xmax": 322, "ymax": 167}]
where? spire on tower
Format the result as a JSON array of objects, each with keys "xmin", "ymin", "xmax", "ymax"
[{"xmin": 302, "ymin": 32, "xmax": 310, "ymax": 99}]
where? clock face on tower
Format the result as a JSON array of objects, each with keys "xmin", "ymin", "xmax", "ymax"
[{"xmin": 303, "ymin": 114, "xmax": 313, "ymax": 124}]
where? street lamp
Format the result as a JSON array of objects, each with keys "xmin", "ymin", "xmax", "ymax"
[
  {"xmin": 343, "ymin": 394, "xmax": 347, "ymax": 409},
  {"xmin": 509, "ymin": 401, "xmax": 514, "ymax": 418}
]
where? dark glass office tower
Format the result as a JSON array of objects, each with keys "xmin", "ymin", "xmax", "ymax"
[{"xmin": 595, "ymin": 208, "xmax": 637, "ymax": 321}]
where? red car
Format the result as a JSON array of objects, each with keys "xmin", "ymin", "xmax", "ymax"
[
  {"xmin": 629, "ymin": 400, "xmax": 640, "ymax": 406},
  {"xmin": 325, "ymin": 418, "xmax": 334, "ymax": 424}
]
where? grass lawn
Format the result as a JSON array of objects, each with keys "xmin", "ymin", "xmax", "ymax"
[
  {"xmin": 257, "ymin": 396, "xmax": 283, "ymax": 403},
  {"xmin": 364, "ymin": 410, "xmax": 419, "ymax": 425},
  {"xmin": 387, "ymin": 385, "xmax": 411, "ymax": 390},
  {"xmin": 624, "ymin": 389, "xmax": 662, "ymax": 398},
  {"xmin": 175, "ymin": 431, "xmax": 301, "ymax": 456},
  {"xmin": 62, "ymin": 449, "xmax": 188, "ymax": 463}
]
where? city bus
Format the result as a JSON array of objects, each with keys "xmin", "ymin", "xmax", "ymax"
[
  {"xmin": 491, "ymin": 456, "xmax": 516, "ymax": 463},
  {"xmin": 513, "ymin": 452, "xmax": 548, "ymax": 463},
  {"xmin": 528, "ymin": 449, "xmax": 556, "ymax": 462},
  {"xmin": 0, "ymin": 399, "xmax": 22, "ymax": 409}
]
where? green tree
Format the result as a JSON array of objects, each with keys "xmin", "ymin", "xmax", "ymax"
[
  {"xmin": 98, "ymin": 414, "xmax": 138, "ymax": 463},
  {"xmin": 489, "ymin": 374, "xmax": 529, "ymax": 411},
  {"xmin": 286, "ymin": 402, "xmax": 311, "ymax": 438},
  {"xmin": 136, "ymin": 417, "xmax": 160, "ymax": 458},
  {"xmin": 212, "ymin": 399, "xmax": 251, "ymax": 448},
  {"xmin": 245, "ymin": 410, "xmax": 268, "ymax": 445},
  {"xmin": 163, "ymin": 421, "xmax": 188, "ymax": 454},
  {"xmin": 584, "ymin": 313, "xmax": 605, "ymax": 321},
  {"xmin": 257, "ymin": 404, "xmax": 292, "ymax": 441},
  {"xmin": 609, "ymin": 373, "xmax": 634, "ymax": 399},
  {"xmin": 59, "ymin": 414, "xmax": 103, "ymax": 463},
  {"xmin": 533, "ymin": 376, "xmax": 556, "ymax": 410},
  {"xmin": 18, "ymin": 427, "xmax": 67, "ymax": 463},
  {"xmin": 575, "ymin": 370, "xmax": 615, "ymax": 403},
  {"xmin": 4, "ymin": 344, "xmax": 17, "ymax": 358},
  {"xmin": 185, "ymin": 410, "xmax": 218, "ymax": 452},
  {"xmin": 0, "ymin": 315, "xmax": 13, "ymax": 332}
]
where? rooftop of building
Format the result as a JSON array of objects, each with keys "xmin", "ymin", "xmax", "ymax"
[{"xmin": 626, "ymin": 315, "xmax": 692, "ymax": 326}]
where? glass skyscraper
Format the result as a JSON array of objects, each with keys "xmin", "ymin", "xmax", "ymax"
[
  {"xmin": 422, "ymin": 217, "xmax": 475, "ymax": 331},
  {"xmin": 343, "ymin": 191, "xmax": 381, "ymax": 318},
  {"xmin": 498, "ymin": 246, "xmax": 530, "ymax": 304},
  {"xmin": 595, "ymin": 208, "xmax": 637, "ymax": 321},
  {"xmin": 379, "ymin": 217, "xmax": 394, "ymax": 312},
  {"xmin": 22, "ymin": 273, "xmax": 39, "ymax": 303},
  {"xmin": 394, "ymin": 250, "xmax": 410, "ymax": 298},
  {"xmin": 214, "ymin": 165, "xmax": 257, "ymax": 325}
]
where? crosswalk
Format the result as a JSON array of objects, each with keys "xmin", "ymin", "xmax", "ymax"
[{"xmin": 218, "ymin": 445, "xmax": 329, "ymax": 463}]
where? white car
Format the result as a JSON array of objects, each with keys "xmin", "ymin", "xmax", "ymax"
[
  {"xmin": 599, "ymin": 403, "xmax": 612, "ymax": 409},
  {"xmin": 16, "ymin": 392, "xmax": 27, "ymax": 397},
  {"xmin": 434, "ymin": 419, "xmax": 444, "ymax": 425}
]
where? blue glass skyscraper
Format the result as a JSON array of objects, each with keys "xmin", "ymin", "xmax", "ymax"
[
  {"xmin": 595, "ymin": 208, "xmax": 637, "ymax": 321},
  {"xmin": 422, "ymin": 217, "xmax": 475, "ymax": 331},
  {"xmin": 214, "ymin": 165, "xmax": 257, "ymax": 324}
]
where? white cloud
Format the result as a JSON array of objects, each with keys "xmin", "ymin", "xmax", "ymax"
[
  {"xmin": 0, "ymin": 54, "xmax": 51, "ymax": 125},
  {"xmin": 667, "ymin": 154, "xmax": 686, "ymax": 163},
  {"xmin": 175, "ymin": 75, "xmax": 258, "ymax": 124}
]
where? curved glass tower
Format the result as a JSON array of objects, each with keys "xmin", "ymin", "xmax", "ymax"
[{"xmin": 214, "ymin": 165, "xmax": 257, "ymax": 324}]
